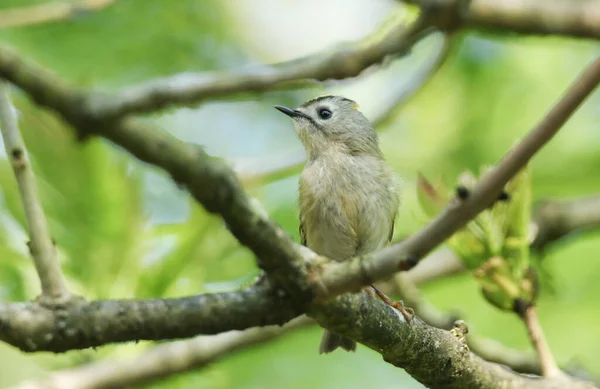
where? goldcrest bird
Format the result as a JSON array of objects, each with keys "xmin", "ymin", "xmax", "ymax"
[{"xmin": 275, "ymin": 95, "xmax": 411, "ymax": 354}]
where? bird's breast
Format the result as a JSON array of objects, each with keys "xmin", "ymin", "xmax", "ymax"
[{"xmin": 299, "ymin": 156, "xmax": 397, "ymax": 261}]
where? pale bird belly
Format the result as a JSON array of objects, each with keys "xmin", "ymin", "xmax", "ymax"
[{"xmin": 304, "ymin": 199, "xmax": 391, "ymax": 261}]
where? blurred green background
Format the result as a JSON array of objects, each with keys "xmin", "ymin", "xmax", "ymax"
[{"xmin": 1, "ymin": 1, "xmax": 600, "ymax": 388}]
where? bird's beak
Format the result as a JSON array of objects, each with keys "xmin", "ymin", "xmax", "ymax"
[{"xmin": 274, "ymin": 105, "xmax": 311, "ymax": 120}]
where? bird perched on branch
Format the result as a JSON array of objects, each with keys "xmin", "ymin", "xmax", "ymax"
[{"xmin": 275, "ymin": 95, "xmax": 413, "ymax": 354}]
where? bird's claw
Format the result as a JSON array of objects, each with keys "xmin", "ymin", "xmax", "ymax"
[
  {"xmin": 368, "ymin": 285, "xmax": 415, "ymax": 324},
  {"xmin": 388, "ymin": 300, "xmax": 414, "ymax": 324}
]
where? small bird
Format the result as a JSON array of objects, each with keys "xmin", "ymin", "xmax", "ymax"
[{"xmin": 275, "ymin": 95, "xmax": 412, "ymax": 354}]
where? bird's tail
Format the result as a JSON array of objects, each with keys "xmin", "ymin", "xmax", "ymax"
[{"xmin": 319, "ymin": 329, "xmax": 356, "ymax": 354}]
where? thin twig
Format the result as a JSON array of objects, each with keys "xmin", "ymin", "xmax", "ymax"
[
  {"xmin": 318, "ymin": 55, "xmax": 600, "ymax": 297},
  {"xmin": 0, "ymin": 0, "xmax": 118, "ymax": 29},
  {"xmin": 519, "ymin": 305, "xmax": 561, "ymax": 378},
  {"xmin": 0, "ymin": 82, "xmax": 70, "ymax": 302},
  {"xmin": 90, "ymin": 5, "xmax": 453, "ymax": 119}
]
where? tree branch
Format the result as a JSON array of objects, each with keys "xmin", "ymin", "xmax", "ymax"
[
  {"xmin": 400, "ymin": 0, "xmax": 600, "ymax": 39},
  {"xmin": 389, "ymin": 270, "xmax": 559, "ymax": 377},
  {"xmin": 8, "ymin": 255, "xmax": 554, "ymax": 389},
  {"xmin": 89, "ymin": 6, "xmax": 443, "ymax": 120},
  {"xmin": 0, "ymin": 253, "xmax": 457, "ymax": 353},
  {"xmin": 309, "ymin": 292, "xmax": 594, "ymax": 389},
  {"xmin": 8, "ymin": 251, "xmax": 522, "ymax": 389},
  {"xmin": 0, "ymin": 82, "xmax": 70, "ymax": 302},
  {"xmin": 3, "ymin": 279, "xmax": 595, "ymax": 389},
  {"xmin": 390, "ymin": 192, "xmax": 600, "ymax": 288},
  {"xmin": 0, "ymin": 280, "xmax": 303, "ymax": 353}
]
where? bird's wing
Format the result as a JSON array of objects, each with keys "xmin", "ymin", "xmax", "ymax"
[
  {"xmin": 388, "ymin": 211, "xmax": 396, "ymax": 243},
  {"xmin": 299, "ymin": 222, "xmax": 307, "ymax": 247}
]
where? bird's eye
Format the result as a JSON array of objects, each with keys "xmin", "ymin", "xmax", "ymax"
[{"xmin": 318, "ymin": 108, "xmax": 332, "ymax": 120}]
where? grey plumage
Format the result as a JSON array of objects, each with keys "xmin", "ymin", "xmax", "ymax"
[{"xmin": 275, "ymin": 95, "xmax": 401, "ymax": 354}]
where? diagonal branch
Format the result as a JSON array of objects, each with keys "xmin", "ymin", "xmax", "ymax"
[
  {"xmin": 89, "ymin": 6, "xmax": 442, "ymax": 119},
  {"xmin": 390, "ymin": 273, "xmax": 560, "ymax": 377},
  {"xmin": 309, "ymin": 291, "xmax": 595, "ymax": 389},
  {"xmin": 388, "ymin": 193, "xmax": 600, "ymax": 288},
  {"xmin": 0, "ymin": 82, "xmax": 70, "ymax": 302}
]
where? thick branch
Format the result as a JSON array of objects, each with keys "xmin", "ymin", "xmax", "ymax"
[
  {"xmin": 0, "ymin": 82, "xmax": 70, "ymax": 301},
  {"xmin": 309, "ymin": 292, "xmax": 594, "ymax": 389},
  {"xmin": 12, "ymin": 293, "xmax": 595, "ymax": 389},
  {"xmin": 389, "ymin": 272, "xmax": 550, "ymax": 377},
  {"xmin": 401, "ymin": 0, "xmax": 600, "ymax": 39},
  {"xmin": 0, "ymin": 254, "xmax": 452, "ymax": 353},
  {"xmin": 2, "ymin": 280, "xmax": 595, "ymax": 389},
  {"xmin": 0, "ymin": 280, "xmax": 300, "ymax": 353}
]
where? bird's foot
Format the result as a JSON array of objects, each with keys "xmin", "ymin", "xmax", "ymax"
[{"xmin": 368, "ymin": 285, "xmax": 415, "ymax": 324}]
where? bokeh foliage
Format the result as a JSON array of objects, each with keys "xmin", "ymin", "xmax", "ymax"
[{"xmin": 1, "ymin": 1, "xmax": 600, "ymax": 389}]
